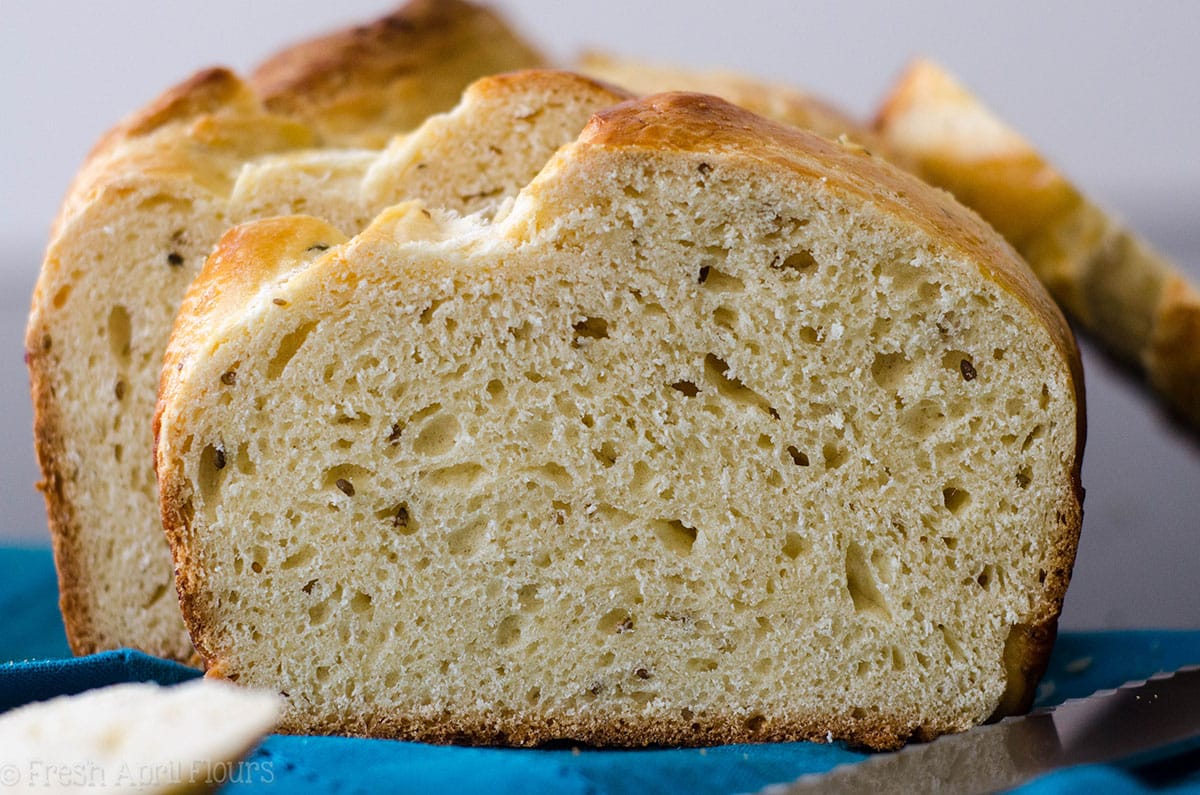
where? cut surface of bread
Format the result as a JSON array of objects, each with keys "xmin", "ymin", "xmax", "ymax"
[
  {"xmin": 876, "ymin": 59, "xmax": 1200, "ymax": 429},
  {"xmin": 156, "ymin": 94, "xmax": 1084, "ymax": 750},
  {"xmin": 25, "ymin": 60, "xmax": 628, "ymax": 657},
  {"xmin": 0, "ymin": 679, "xmax": 280, "ymax": 794}
]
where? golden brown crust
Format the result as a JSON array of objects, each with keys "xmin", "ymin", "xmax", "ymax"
[
  {"xmin": 250, "ymin": 0, "xmax": 544, "ymax": 146},
  {"xmin": 876, "ymin": 58, "xmax": 1199, "ymax": 432}
]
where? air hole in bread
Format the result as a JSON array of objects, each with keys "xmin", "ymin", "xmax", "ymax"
[
  {"xmin": 281, "ymin": 545, "xmax": 316, "ymax": 571},
  {"xmin": 822, "ymin": 442, "xmax": 847, "ymax": 470},
  {"xmin": 420, "ymin": 299, "xmax": 447, "ymax": 325},
  {"xmin": 845, "ymin": 541, "xmax": 891, "ymax": 620},
  {"xmin": 1022, "ymin": 424, "xmax": 1045, "ymax": 452},
  {"xmin": 942, "ymin": 486, "xmax": 971, "ymax": 515},
  {"xmin": 712, "ymin": 306, "xmax": 738, "ymax": 330},
  {"xmin": 900, "ymin": 399, "xmax": 946, "ymax": 437},
  {"xmin": 532, "ymin": 463, "xmax": 571, "ymax": 490},
  {"xmin": 870, "ymin": 351, "xmax": 911, "ymax": 391},
  {"xmin": 446, "ymin": 517, "xmax": 489, "ymax": 556},
  {"xmin": 323, "ymin": 464, "xmax": 371, "ymax": 496},
  {"xmin": 670, "ymin": 380, "xmax": 700, "ymax": 397},
  {"xmin": 687, "ymin": 658, "xmax": 718, "ymax": 673},
  {"xmin": 629, "ymin": 461, "xmax": 654, "ymax": 493},
  {"xmin": 350, "ymin": 591, "xmax": 373, "ymax": 615},
  {"xmin": 412, "ymin": 412, "xmax": 460, "ymax": 457},
  {"xmin": 703, "ymin": 354, "xmax": 778, "ymax": 418},
  {"xmin": 699, "ymin": 265, "xmax": 744, "ymax": 292},
  {"xmin": 593, "ymin": 442, "xmax": 618, "ymax": 468},
  {"xmin": 517, "ymin": 584, "xmax": 544, "ymax": 613},
  {"xmin": 787, "ymin": 446, "xmax": 810, "ymax": 467},
  {"xmin": 651, "ymin": 519, "xmax": 698, "ymax": 556},
  {"xmin": 268, "ymin": 322, "xmax": 317, "ymax": 379},
  {"xmin": 597, "ymin": 608, "xmax": 634, "ymax": 635},
  {"xmin": 572, "ymin": 316, "xmax": 609, "ymax": 345},
  {"xmin": 107, "ymin": 305, "xmax": 132, "ymax": 361},
  {"xmin": 774, "ymin": 248, "xmax": 819, "ymax": 276},
  {"xmin": 939, "ymin": 624, "xmax": 966, "ymax": 660},
  {"xmin": 52, "ymin": 284, "xmax": 72, "ymax": 309},
  {"xmin": 1015, "ymin": 466, "xmax": 1032, "ymax": 489},
  {"xmin": 782, "ymin": 531, "xmax": 809, "ymax": 560},
  {"xmin": 798, "ymin": 326, "xmax": 821, "ymax": 344},
  {"xmin": 197, "ymin": 443, "xmax": 227, "ymax": 502},
  {"xmin": 496, "ymin": 615, "xmax": 522, "ymax": 648}
]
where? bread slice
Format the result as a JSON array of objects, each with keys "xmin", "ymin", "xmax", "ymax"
[
  {"xmin": 876, "ymin": 59, "xmax": 1200, "ymax": 429},
  {"xmin": 156, "ymin": 93, "xmax": 1084, "ymax": 749},
  {"xmin": 0, "ymin": 679, "xmax": 279, "ymax": 793},
  {"xmin": 25, "ymin": 58, "xmax": 634, "ymax": 657}
]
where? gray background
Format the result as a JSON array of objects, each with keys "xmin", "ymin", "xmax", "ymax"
[{"xmin": 2, "ymin": 1, "xmax": 1197, "ymax": 629}]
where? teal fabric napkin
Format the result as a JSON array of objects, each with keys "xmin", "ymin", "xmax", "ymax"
[{"xmin": 3, "ymin": 547, "xmax": 1198, "ymax": 793}]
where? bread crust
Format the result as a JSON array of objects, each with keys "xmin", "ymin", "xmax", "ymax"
[
  {"xmin": 876, "ymin": 58, "xmax": 1200, "ymax": 430},
  {"xmin": 251, "ymin": 0, "xmax": 544, "ymax": 147},
  {"xmin": 160, "ymin": 93, "xmax": 1084, "ymax": 748}
]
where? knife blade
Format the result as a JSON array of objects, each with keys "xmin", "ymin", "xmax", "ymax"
[{"xmin": 760, "ymin": 665, "xmax": 1200, "ymax": 795}]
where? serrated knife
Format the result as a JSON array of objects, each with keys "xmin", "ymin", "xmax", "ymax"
[{"xmin": 760, "ymin": 665, "xmax": 1200, "ymax": 795}]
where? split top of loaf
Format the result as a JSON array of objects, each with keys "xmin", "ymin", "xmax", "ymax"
[{"xmin": 156, "ymin": 93, "xmax": 1083, "ymax": 750}]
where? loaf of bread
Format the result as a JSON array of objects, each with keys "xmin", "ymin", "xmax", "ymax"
[
  {"xmin": 156, "ymin": 93, "xmax": 1084, "ymax": 749},
  {"xmin": 0, "ymin": 680, "xmax": 279, "ymax": 793},
  {"xmin": 25, "ymin": 1, "xmax": 565, "ymax": 661},
  {"xmin": 876, "ymin": 59, "xmax": 1200, "ymax": 429}
]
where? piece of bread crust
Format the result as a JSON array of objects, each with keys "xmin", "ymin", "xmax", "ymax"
[
  {"xmin": 251, "ymin": 0, "xmax": 544, "ymax": 148},
  {"xmin": 875, "ymin": 58, "xmax": 1200, "ymax": 430},
  {"xmin": 156, "ymin": 93, "xmax": 1083, "ymax": 750}
]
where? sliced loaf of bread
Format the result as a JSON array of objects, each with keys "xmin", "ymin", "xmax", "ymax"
[
  {"xmin": 876, "ymin": 59, "xmax": 1200, "ymax": 429},
  {"xmin": 156, "ymin": 93, "xmax": 1084, "ymax": 749},
  {"xmin": 25, "ymin": 20, "xmax": 646, "ymax": 659}
]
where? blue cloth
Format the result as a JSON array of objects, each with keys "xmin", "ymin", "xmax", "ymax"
[{"xmin": 2, "ymin": 547, "xmax": 1198, "ymax": 793}]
